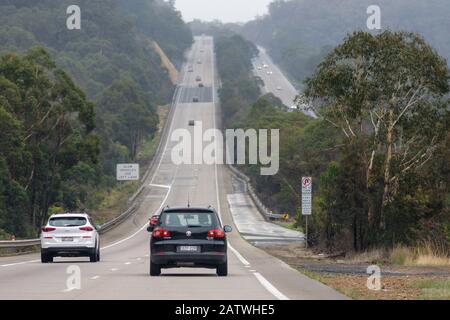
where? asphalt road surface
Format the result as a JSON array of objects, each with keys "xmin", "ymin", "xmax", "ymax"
[
  {"xmin": 252, "ymin": 46, "xmax": 317, "ymax": 118},
  {"xmin": 0, "ymin": 37, "xmax": 346, "ymax": 300}
]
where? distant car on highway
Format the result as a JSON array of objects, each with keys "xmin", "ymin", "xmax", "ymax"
[
  {"xmin": 266, "ymin": 71, "xmax": 273, "ymax": 75},
  {"xmin": 198, "ymin": 83, "xmax": 204, "ymax": 88},
  {"xmin": 276, "ymin": 86, "xmax": 282, "ymax": 90},
  {"xmin": 197, "ymin": 60, "xmax": 202, "ymax": 64},
  {"xmin": 147, "ymin": 206, "xmax": 232, "ymax": 276},
  {"xmin": 40, "ymin": 213, "xmax": 100, "ymax": 263},
  {"xmin": 192, "ymin": 96, "xmax": 199, "ymax": 102},
  {"xmin": 257, "ymin": 66, "xmax": 262, "ymax": 70},
  {"xmin": 195, "ymin": 75, "xmax": 202, "ymax": 82},
  {"xmin": 149, "ymin": 215, "xmax": 159, "ymax": 227},
  {"xmin": 188, "ymin": 66, "xmax": 193, "ymax": 72},
  {"xmin": 189, "ymin": 120, "xmax": 195, "ymax": 126}
]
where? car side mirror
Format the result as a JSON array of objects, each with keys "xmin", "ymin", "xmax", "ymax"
[
  {"xmin": 147, "ymin": 226, "xmax": 154, "ymax": 233},
  {"xmin": 223, "ymin": 225, "xmax": 232, "ymax": 233},
  {"xmin": 95, "ymin": 225, "xmax": 102, "ymax": 231}
]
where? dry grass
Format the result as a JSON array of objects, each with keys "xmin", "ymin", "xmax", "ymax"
[
  {"xmin": 346, "ymin": 248, "xmax": 387, "ymax": 264},
  {"xmin": 391, "ymin": 242, "xmax": 450, "ymax": 266},
  {"xmin": 344, "ymin": 242, "xmax": 450, "ymax": 266}
]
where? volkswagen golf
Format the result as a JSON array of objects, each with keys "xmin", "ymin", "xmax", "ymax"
[{"xmin": 148, "ymin": 207, "xmax": 232, "ymax": 276}]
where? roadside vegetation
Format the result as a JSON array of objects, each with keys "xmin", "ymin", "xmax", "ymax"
[
  {"xmin": 239, "ymin": 0, "xmax": 450, "ymax": 86},
  {"xmin": 0, "ymin": 0, "xmax": 192, "ymax": 239},
  {"xmin": 214, "ymin": 30, "xmax": 450, "ymax": 258}
]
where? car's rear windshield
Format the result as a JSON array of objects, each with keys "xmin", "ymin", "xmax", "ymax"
[
  {"xmin": 160, "ymin": 212, "xmax": 218, "ymax": 228},
  {"xmin": 49, "ymin": 217, "xmax": 87, "ymax": 227}
]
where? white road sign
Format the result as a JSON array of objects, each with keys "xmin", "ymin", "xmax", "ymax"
[
  {"xmin": 117, "ymin": 164, "xmax": 140, "ymax": 181},
  {"xmin": 302, "ymin": 177, "xmax": 312, "ymax": 215}
]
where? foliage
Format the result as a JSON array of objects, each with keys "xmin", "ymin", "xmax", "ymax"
[
  {"xmin": 239, "ymin": 0, "xmax": 450, "ymax": 85},
  {"xmin": 0, "ymin": 49, "xmax": 97, "ymax": 236}
]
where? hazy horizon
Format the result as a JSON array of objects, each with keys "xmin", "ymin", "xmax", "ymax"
[{"xmin": 174, "ymin": 0, "xmax": 274, "ymax": 23}]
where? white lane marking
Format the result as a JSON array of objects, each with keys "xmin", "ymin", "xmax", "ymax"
[
  {"xmin": 149, "ymin": 183, "xmax": 171, "ymax": 189},
  {"xmin": 210, "ymin": 37, "xmax": 289, "ymax": 301},
  {"xmin": 137, "ymin": 257, "xmax": 142, "ymax": 261},
  {"xmin": 62, "ymin": 288, "xmax": 78, "ymax": 293},
  {"xmin": 125, "ymin": 262, "xmax": 131, "ymax": 265},
  {"xmin": 250, "ymin": 270, "xmax": 257, "ymax": 272},
  {"xmin": 228, "ymin": 245, "xmax": 250, "ymax": 266},
  {"xmin": 0, "ymin": 259, "xmax": 40, "ymax": 267},
  {"xmin": 91, "ymin": 276, "xmax": 100, "ymax": 280},
  {"xmin": 111, "ymin": 268, "xmax": 119, "ymax": 272},
  {"xmin": 253, "ymin": 272, "xmax": 289, "ymax": 300}
]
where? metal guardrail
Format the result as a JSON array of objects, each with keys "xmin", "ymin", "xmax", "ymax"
[
  {"xmin": 0, "ymin": 239, "xmax": 40, "ymax": 248},
  {"xmin": 228, "ymin": 165, "xmax": 281, "ymax": 222},
  {"xmin": 0, "ymin": 84, "xmax": 182, "ymax": 250}
]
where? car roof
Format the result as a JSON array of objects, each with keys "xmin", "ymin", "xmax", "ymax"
[
  {"xmin": 49, "ymin": 213, "xmax": 90, "ymax": 218},
  {"xmin": 162, "ymin": 207, "xmax": 216, "ymax": 214}
]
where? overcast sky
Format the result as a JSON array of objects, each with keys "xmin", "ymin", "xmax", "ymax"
[{"xmin": 174, "ymin": 0, "xmax": 274, "ymax": 23}]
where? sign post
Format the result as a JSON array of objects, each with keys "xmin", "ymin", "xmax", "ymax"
[
  {"xmin": 117, "ymin": 164, "xmax": 140, "ymax": 181},
  {"xmin": 301, "ymin": 177, "xmax": 312, "ymax": 248}
]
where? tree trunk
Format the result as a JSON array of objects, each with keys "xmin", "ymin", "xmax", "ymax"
[{"xmin": 380, "ymin": 109, "xmax": 394, "ymax": 229}]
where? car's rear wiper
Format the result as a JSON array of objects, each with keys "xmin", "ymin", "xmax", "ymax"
[{"xmin": 186, "ymin": 225, "xmax": 203, "ymax": 228}]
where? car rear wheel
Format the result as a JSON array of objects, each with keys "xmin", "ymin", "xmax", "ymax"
[
  {"xmin": 216, "ymin": 261, "xmax": 228, "ymax": 276},
  {"xmin": 41, "ymin": 252, "xmax": 53, "ymax": 263},
  {"xmin": 89, "ymin": 247, "xmax": 99, "ymax": 263},
  {"xmin": 150, "ymin": 262, "xmax": 161, "ymax": 276}
]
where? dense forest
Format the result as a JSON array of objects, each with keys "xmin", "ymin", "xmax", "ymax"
[
  {"xmin": 0, "ymin": 0, "xmax": 192, "ymax": 238},
  {"xmin": 239, "ymin": 0, "xmax": 450, "ymax": 86},
  {"xmin": 215, "ymin": 29, "xmax": 450, "ymax": 253}
]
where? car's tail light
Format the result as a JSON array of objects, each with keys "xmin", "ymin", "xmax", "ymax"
[
  {"xmin": 42, "ymin": 227, "xmax": 56, "ymax": 232},
  {"xmin": 150, "ymin": 216, "xmax": 158, "ymax": 226},
  {"xmin": 152, "ymin": 228, "xmax": 171, "ymax": 239},
  {"xmin": 79, "ymin": 226, "xmax": 94, "ymax": 231},
  {"xmin": 208, "ymin": 229, "xmax": 225, "ymax": 239}
]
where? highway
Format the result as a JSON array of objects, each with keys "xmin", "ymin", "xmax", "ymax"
[
  {"xmin": 252, "ymin": 46, "xmax": 317, "ymax": 118},
  {"xmin": 0, "ymin": 37, "xmax": 345, "ymax": 300}
]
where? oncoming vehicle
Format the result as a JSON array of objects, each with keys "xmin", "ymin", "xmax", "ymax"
[
  {"xmin": 147, "ymin": 207, "xmax": 232, "ymax": 276},
  {"xmin": 195, "ymin": 75, "xmax": 202, "ymax": 82},
  {"xmin": 192, "ymin": 96, "xmax": 199, "ymax": 102},
  {"xmin": 40, "ymin": 213, "xmax": 100, "ymax": 263}
]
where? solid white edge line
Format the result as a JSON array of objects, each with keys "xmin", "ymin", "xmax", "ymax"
[
  {"xmin": 253, "ymin": 272, "xmax": 289, "ymax": 300},
  {"xmin": 210, "ymin": 37, "xmax": 289, "ymax": 301},
  {"xmin": 0, "ymin": 259, "xmax": 40, "ymax": 267}
]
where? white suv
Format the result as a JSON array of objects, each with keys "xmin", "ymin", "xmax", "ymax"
[{"xmin": 40, "ymin": 213, "xmax": 100, "ymax": 263}]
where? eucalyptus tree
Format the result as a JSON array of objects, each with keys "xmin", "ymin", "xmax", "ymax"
[{"xmin": 305, "ymin": 31, "xmax": 450, "ymax": 235}]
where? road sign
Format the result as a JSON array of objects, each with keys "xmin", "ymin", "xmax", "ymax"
[
  {"xmin": 283, "ymin": 214, "xmax": 290, "ymax": 220},
  {"xmin": 117, "ymin": 164, "xmax": 139, "ymax": 181},
  {"xmin": 301, "ymin": 177, "xmax": 312, "ymax": 215}
]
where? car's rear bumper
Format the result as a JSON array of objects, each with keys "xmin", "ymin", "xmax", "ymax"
[
  {"xmin": 151, "ymin": 252, "xmax": 227, "ymax": 268},
  {"xmin": 42, "ymin": 247, "xmax": 95, "ymax": 257}
]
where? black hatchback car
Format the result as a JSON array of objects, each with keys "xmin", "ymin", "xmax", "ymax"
[{"xmin": 147, "ymin": 207, "xmax": 232, "ymax": 276}]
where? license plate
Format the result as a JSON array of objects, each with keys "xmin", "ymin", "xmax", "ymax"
[
  {"xmin": 61, "ymin": 237, "xmax": 73, "ymax": 242},
  {"xmin": 178, "ymin": 246, "xmax": 200, "ymax": 253}
]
